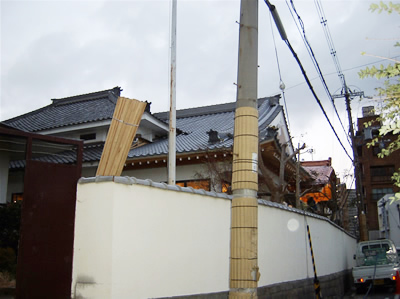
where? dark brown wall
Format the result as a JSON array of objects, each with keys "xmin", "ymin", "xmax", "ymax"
[{"xmin": 16, "ymin": 160, "xmax": 80, "ymax": 299}]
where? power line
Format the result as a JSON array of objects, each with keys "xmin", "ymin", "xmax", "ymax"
[
  {"xmin": 314, "ymin": 0, "xmax": 344, "ymax": 85},
  {"xmin": 269, "ymin": 12, "xmax": 291, "ymax": 130},
  {"xmin": 286, "ymin": 0, "xmax": 351, "ymax": 146},
  {"xmin": 313, "ymin": 0, "xmax": 366, "ymax": 222},
  {"xmin": 285, "ymin": 56, "xmax": 400, "ymax": 91},
  {"xmin": 284, "ymin": 40, "xmax": 353, "ymax": 162},
  {"xmin": 264, "ymin": 0, "xmax": 354, "ymax": 162}
]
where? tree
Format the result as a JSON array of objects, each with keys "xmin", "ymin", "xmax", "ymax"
[
  {"xmin": 0, "ymin": 201, "xmax": 21, "ymax": 278},
  {"xmin": 193, "ymin": 149, "xmax": 233, "ymax": 193},
  {"xmin": 359, "ymin": 1, "xmax": 400, "ymax": 201}
]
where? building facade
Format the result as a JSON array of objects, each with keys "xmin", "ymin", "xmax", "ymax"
[
  {"xmin": 2, "ymin": 87, "xmax": 309, "ymax": 204},
  {"xmin": 377, "ymin": 194, "xmax": 400, "ymax": 247},
  {"xmin": 356, "ymin": 106, "xmax": 400, "ymax": 239}
]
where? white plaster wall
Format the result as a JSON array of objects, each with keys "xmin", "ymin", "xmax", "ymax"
[
  {"xmin": 137, "ymin": 126, "xmax": 154, "ymax": 142},
  {"xmin": 258, "ymin": 206, "xmax": 356, "ymax": 287},
  {"xmin": 72, "ymin": 180, "xmax": 231, "ymax": 299},
  {"xmin": 269, "ymin": 112, "xmax": 293, "ymax": 154},
  {"xmin": 0, "ymin": 154, "xmax": 10, "ymax": 203},
  {"xmin": 123, "ymin": 164, "xmax": 207, "ymax": 183},
  {"xmin": 72, "ymin": 182, "xmax": 114, "ymax": 298},
  {"xmin": 5, "ymin": 170, "xmax": 24, "ymax": 203},
  {"xmin": 72, "ymin": 179, "xmax": 356, "ymax": 299}
]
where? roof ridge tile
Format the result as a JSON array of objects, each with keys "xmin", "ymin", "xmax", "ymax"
[{"xmin": 52, "ymin": 87, "xmax": 121, "ymax": 106}]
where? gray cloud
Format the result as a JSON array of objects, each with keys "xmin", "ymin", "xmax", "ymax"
[{"xmin": 1, "ymin": 0, "xmax": 398, "ymax": 186}]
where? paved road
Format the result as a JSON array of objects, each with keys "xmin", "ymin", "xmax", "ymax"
[{"xmin": 343, "ymin": 285, "xmax": 397, "ymax": 298}]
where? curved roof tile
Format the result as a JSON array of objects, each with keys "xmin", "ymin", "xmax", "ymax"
[
  {"xmin": 4, "ymin": 87, "xmax": 120, "ymax": 132},
  {"xmin": 6, "ymin": 88, "xmax": 284, "ymax": 164}
]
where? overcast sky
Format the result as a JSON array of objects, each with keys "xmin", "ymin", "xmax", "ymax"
[{"xmin": 1, "ymin": 0, "xmax": 398, "ymax": 187}]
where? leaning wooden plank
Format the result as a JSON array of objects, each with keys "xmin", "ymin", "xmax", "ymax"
[
  {"xmin": 98, "ymin": 98, "xmax": 124, "ymax": 174},
  {"xmin": 96, "ymin": 97, "xmax": 146, "ymax": 176},
  {"xmin": 112, "ymin": 99, "xmax": 139, "ymax": 175},
  {"xmin": 109, "ymin": 97, "xmax": 144, "ymax": 176},
  {"xmin": 98, "ymin": 97, "xmax": 145, "ymax": 176},
  {"xmin": 97, "ymin": 97, "xmax": 125, "ymax": 176},
  {"xmin": 107, "ymin": 98, "xmax": 129, "ymax": 175},
  {"xmin": 99, "ymin": 97, "xmax": 127, "ymax": 175},
  {"xmin": 114, "ymin": 101, "xmax": 142, "ymax": 174}
]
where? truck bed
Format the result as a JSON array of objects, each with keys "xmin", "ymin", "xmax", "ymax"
[{"xmin": 353, "ymin": 263, "xmax": 399, "ymax": 285}]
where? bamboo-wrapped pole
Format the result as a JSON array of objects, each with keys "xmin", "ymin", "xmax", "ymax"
[
  {"xmin": 96, "ymin": 97, "xmax": 146, "ymax": 176},
  {"xmin": 230, "ymin": 0, "xmax": 259, "ymax": 298}
]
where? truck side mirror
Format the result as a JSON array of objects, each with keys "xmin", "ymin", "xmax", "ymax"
[{"xmin": 353, "ymin": 254, "xmax": 356, "ymax": 260}]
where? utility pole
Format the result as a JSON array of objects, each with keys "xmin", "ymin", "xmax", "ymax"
[
  {"xmin": 332, "ymin": 77, "xmax": 368, "ymax": 241},
  {"xmin": 278, "ymin": 142, "xmax": 305, "ymax": 203},
  {"xmin": 278, "ymin": 143, "xmax": 287, "ymax": 199},
  {"xmin": 296, "ymin": 143, "xmax": 301, "ymax": 209},
  {"xmin": 230, "ymin": 0, "xmax": 259, "ymax": 298}
]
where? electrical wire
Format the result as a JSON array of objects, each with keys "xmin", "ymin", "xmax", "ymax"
[
  {"xmin": 263, "ymin": 0, "xmax": 353, "ymax": 161},
  {"xmin": 314, "ymin": 0, "xmax": 344, "ymax": 85},
  {"xmin": 286, "ymin": 0, "xmax": 351, "ymax": 146},
  {"xmin": 269, "ymin": 13, "xmax": 291, "ymax": 130},
  {"xmin": 343, "ymin": 161, "xmax": 355, "ymax": 188},
  {"xmin": 284, "ymin": 55, "xmax": 400, "ymax": 91},
  {"xmin": 284, "ymin": 39, "xmax": 353, "ymax": 162}
]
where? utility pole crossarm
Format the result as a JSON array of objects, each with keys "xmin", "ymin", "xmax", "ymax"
[
  {"xmin": 331, "ymin": 91, "xmax": 364, "ymax": 99},
  {"xmin": 284, "ymin": 143, "xmax": 305, "ymax": 164}
]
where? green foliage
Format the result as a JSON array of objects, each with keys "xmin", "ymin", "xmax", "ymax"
[
  {"xmin": 358, "ymin": 63, "xmax": 400, "ymax": 80},
  {"xmin": 370, "ymin": 1, "xmax": 400, "ymax": 14},
  {"xmin": 359, "ymin": 2, "xmax": 400, "ymax": 200},
  {"xmin": 0, "ymin": 248, "xmax": 16, "ymax": 277},
  {"xmin": 0, "ymin": 202, "xmax": 21, "ymax": 255}
]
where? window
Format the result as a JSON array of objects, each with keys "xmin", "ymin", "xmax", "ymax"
[
  {"xmin": 221, "ymin": 181, "xmax": 231, "ymax": 193},
  {"xmin": 370, "ymin": 166, "xmax": 395, "ymax": 182},
  {"xmin": 12, "ymin": 193, "xmax": 23, "ymax": 203},
  {"xmin": 176, "ymin": 180, "xmax": 210, "ymax": 191},
  {"xmin": 357, "ymin": 145, "xmax": 362, "ymax": 157},
  {"xmin": 373, "ymin": 146, "xmax": 381, "ymax": 156},
  {"xmin": 359, "ymin": 242, "xmax": 397, "ymax": 266},
  {"xmin": 80, "ymin": 133, "xmax": 96, "ymax": 141},
  {"xmin": 372, "ymin": 188, "xmax": 393, "ymax": 201},
  {"xmin": 372, "ymin": 140, "xmax": 388, "ymax": 156}
]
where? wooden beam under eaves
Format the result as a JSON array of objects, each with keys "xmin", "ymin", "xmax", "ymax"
[
  {"xmin": 96, "ymin": 97, "xmax": 146, "ymax": 176},
  {"xmin": 123, "ymin": 150, "xmax": 233, "ymax": 171}
]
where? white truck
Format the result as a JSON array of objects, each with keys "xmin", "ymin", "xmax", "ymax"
[{"xmin": 352, "ymin": 239, "xmax": 400, "ymax": 292}]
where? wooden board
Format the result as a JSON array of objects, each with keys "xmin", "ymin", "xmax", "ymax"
[{"xmin": 96, "ymin": 97, "xmax": 146, "ymax": 176}]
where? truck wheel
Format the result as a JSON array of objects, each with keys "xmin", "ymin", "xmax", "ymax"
[{"xmin": 355, "ymin": 285, "xmax": 366, "ymax": 294}]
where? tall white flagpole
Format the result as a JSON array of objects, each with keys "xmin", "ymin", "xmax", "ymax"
[{"xmin": 168, "ymin": 0, "xmax": 177, "ymax": 185}]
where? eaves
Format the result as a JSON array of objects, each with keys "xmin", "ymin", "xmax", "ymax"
[{"xmin": 39, "ymin": 119, "xmax": 112, "ymax": 135}]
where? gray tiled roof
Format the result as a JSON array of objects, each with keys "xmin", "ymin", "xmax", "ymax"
[
  {"xmin": 127, "ymin": 96, "xmax": 282, "ymax": 158},
  {"xmin": 3, "ymin": 87, "xmax": 121, "ymax": 132},
  {"xmin": 302, "ymin": 165, "xmax": 334, "ymax": 185},
  {"xmin": 6, "ymin": 86, "xmax": 284, "ymax": 166},
  {"xmin": 9, "ymin": 142, "xmax": 104, "ymax": 169}
]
